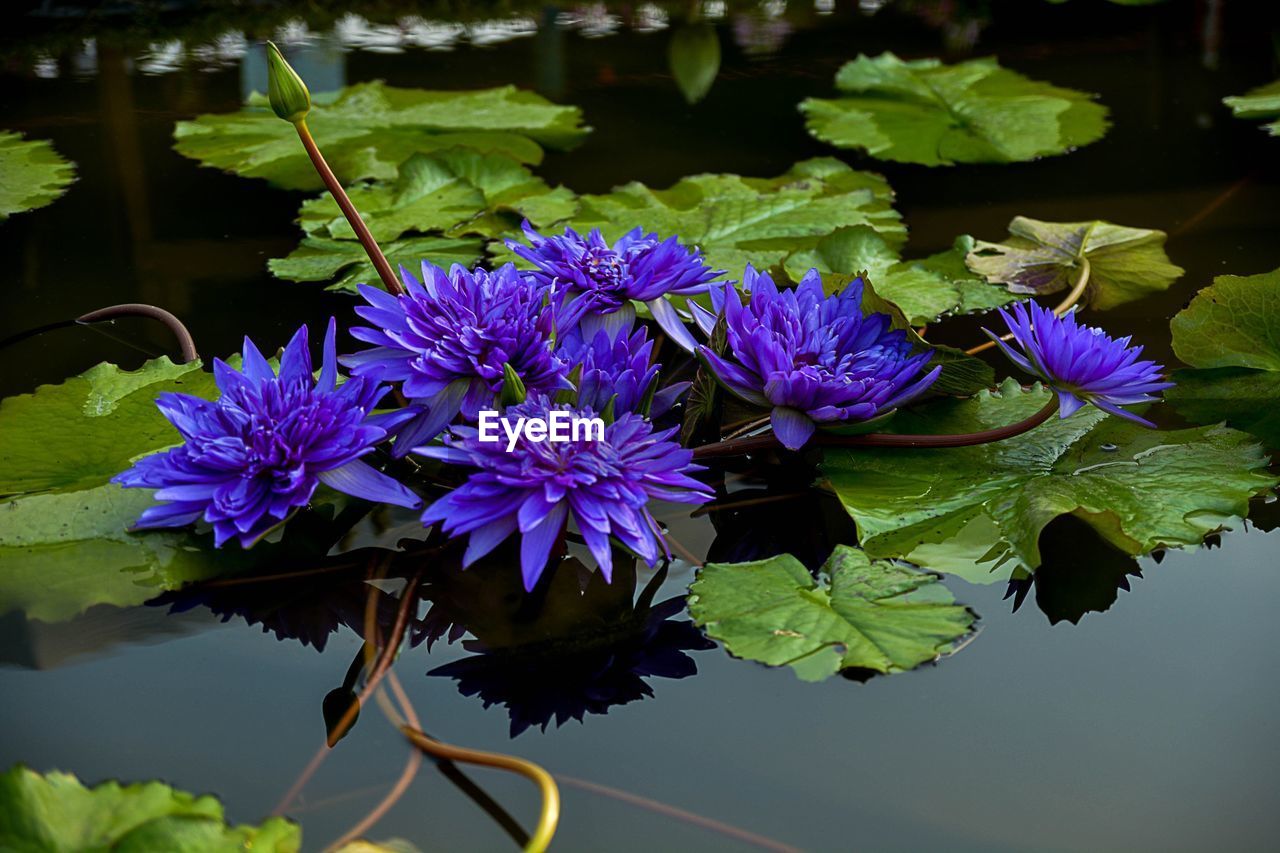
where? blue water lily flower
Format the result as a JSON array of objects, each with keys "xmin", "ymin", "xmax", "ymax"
[
  {"xmin": 507, "ymin": 222, "xmax": 723, "ymax": 352},
  {"xmin": 418, "ymin": 395, "xmax": 712, "ymax": 590},
  {"xmin": 114, "ymin": 319, "xmax": 421, "ymax": 548},
  {"xmin": 342, "ymin": 261, "xmax": 568, "ymax": 454},
  {"xmin": 694, "ymin": 266, "xmax": 941, "ymax": 451},
  {"xmin": 556, "ymin": 327, "xmax": 686, "ymax": 417},
  {"xmin": 985, "ymin": 301, "xmax": 1174, "ymax": 427}
]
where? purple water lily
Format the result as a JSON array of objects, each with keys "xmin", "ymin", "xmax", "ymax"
[
  {"xmin": 693, "ymin": 266, "xmax": 941, "ymax": 450},
  {"xmin": 114, "ymin": 320, "xmax": 420, "ymax": 548},
  {"xmin": 556, "ymin": 327, "xmax": 686, "ymax": 417},
  {"xmin": 985, "ymin": 301, "xmax": 1174, "ymax": 427},
  {"xmin": 418, "ymin": 395, "xmax": 712, "ymax": 590},
  {"xmin": 342, "ymin": 261, "xmax": 567, "ymax": 454},
  {"xmin": 507, "ymin": 222, "xmax": 722, "ymax": 352}
]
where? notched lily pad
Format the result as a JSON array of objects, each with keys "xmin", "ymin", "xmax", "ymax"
[
  {"xmin": 799, "ymin": 53, "xmax": 1108, "ymax": 166},
  {"xmin": 966, "ymin": 216, "xmax": 1184, "ymax": 311},
  {"xmin": 689, "ymin": 545, "xmax": 976, "ymax": 681},
  {"xmin": 173, "ymin": 81, "xmax": 589, "ymax": 190},
  {"xmin": 0, "ymin": 130, "xmax": 76, "ymax": 220},
  {"xmin": 822, "ymin": 380, "xmax": 1276, "ymax": 582}
]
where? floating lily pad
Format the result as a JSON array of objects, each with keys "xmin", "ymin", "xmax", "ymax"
[
  {"xmin": 0, "ymin": 766, "xmax": 413, "ymax": 852},
  {"xmin": 0, "ymin": 357, "xmax": 216, "ymax": 497},
  {"xmin": 689, "ymin": 545, "xmax": 975, "ymax": 681},
  {"xmin": 783, "ymin": 227, "xmax": 1017, "ymax": 324},
  {"xmin": 496, "ymin": 158, "xmax": 905, "ymax": 279},
  {"xmin": 1224, "ymin": 78, "xmax": 1280, "ymax": 136},
  {"xmin": 0, "ymin": 358, "xmax": 247, "ymax": 622},
  {"xmin": 1170, "ymin": 267, "xmax": 1280, "ymax": 370},
  {"xmin": 799, "ymin": 53, "xmax": 1108, "ymax": 166},
  {"xmin": 0, "ymin": 765, "xmax": 301, "ymax": 851},
  {"xmin": 298, "ymin": 149, "xmax": 578, "ymax": 243},
  {"xmin": 1168, "ymin": 267, "xmax": 1280, "ymax": 449},
  {"xmin": 966, "ymin": 216, "xmax": 1184, "ymax": 311},
  {"xmin": 822, "ymin": 380, "xmax": 1276, "ymax": 582},
  {"xmin": 269, "ymin": 234, "xmax": 485, "ymax": 293},
  {"xmin": 173, "ymin": 82, "xmax": 588, "ymax": 191},
  {"xmin": 0, "ymin": 131, "xmax": 76, "ymax": 220}
]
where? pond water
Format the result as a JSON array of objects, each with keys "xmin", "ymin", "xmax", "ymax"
[{"xmin": 2, "ymin": 1, "xmax": 1280, "ymax": 850}]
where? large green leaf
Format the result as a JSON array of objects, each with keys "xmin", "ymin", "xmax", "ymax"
[
  {"xmin": 822, "ymin": 380, "xmax": 1276, "ymax": 583},
  {"xmin": 688, "ymin": 545, "xmax": 975, "ymax": 681},
  {"xmin": 297, "ymin": 149, "xmax": 577, "ymax": 243},
  {"xmin": 1168, "ymin": 267, "xmax": 1280, "ymax": 449},
  {"xmin": 1170, "ymin": 268, "xmax": 1280, "ymax": 370},
  {"xmin": 496, "ymin": 158, "xmax": 905, "ymax": 279},
  {"xmin": 783, "ymin": 227, "xmax": 1017, "ymax": 324},
  {"xmin": 173, "ymin": 82, "xmax": 588, "ymax": 191},
  {"xmin": 966, "ymin": 216, "xmax": 1184, "ymax": 311},
  {"xmin": 799, "ymin": 53, "xmax": 1108, "ymax": 166},
  {"xmin": 269, "ymin": 234, "xmax": 484, "ymax": 293},
  {"xmin": 0, "ymin": 358, "xmax": 249, "ymax": 623},
  {"xmin": 0, "ymin": 357, "xmax": 216, "ymax": 497},
  {"xmin": 1224, "ymin": 78, "xmax": 1280, "ymax": 136},
  {"xmin": 0, "ymin": 766, "xmax": 301, "ymax": 851},
  {"xmin": 0, "ymin": 131, "xmax": 76, "ymax": 220}
]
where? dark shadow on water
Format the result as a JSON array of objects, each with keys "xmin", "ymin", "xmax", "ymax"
[{"xmin": 421, "ymin": 552, "xmax": 714, "ymax": 736}]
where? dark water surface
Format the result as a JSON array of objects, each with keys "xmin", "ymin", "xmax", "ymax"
[{"xmin": 2, "ymin": 1, "xmax": 1280, "ymax": 850}]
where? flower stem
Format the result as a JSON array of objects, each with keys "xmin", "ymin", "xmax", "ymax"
[
  {"xmin": 401, "ymin": 726, "xmax": 561, "ymax": 853},
  {"xmin": 690, "ymin": 397, "xmax": 1059, "ymax": 460},
  {"xmin": 966, "ymin": 258, "xmax": 1091, "ymax": 356},
  {"xmin": 76, "ymin": 303, "xmax": 199, "ymax": 362},
  {"xmin": 293, "ymin": 119, "xmax": 404, "ymax": 297}
]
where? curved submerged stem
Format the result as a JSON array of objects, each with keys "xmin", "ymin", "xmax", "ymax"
[
  {"xmin": 76, "ymin": 303, "xmax": 198, "ymax": 363},
  {"xmin": 293, "ymin": 120, "xmax": 403, "ymax": 297},
  {"xmin": 966, "ymin": 257, "xmax": 1091, "ymax": 356},
  {"xmin": 401, "ymin": 727, "xmax": 561, "ymax": 853},
  {"xmin": 691, "ymin": 397, "xmax": 1059, "ymax": 460}
]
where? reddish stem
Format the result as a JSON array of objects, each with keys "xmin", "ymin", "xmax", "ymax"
[{"xmin": 691, "ymin": 397, "xmax": 1060, "ymax": 460}]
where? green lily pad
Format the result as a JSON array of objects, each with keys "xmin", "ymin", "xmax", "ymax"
[
  {"xmin": 689, "ymin": 545, "xmax": 975, "ymax": 681},
  {"xmin": 0, "ymin": 357, "xmax": 216, "ymax": 497},
  {"xmin": 0, "ymin": 357, "xmax": 255, "ymax": 623},
  {"xmin": 0, "ymin": 765, "xmax": 301, "ymax": 851},
  {"xmin": 799, "ymin": 53, "xmax": 1108, "ymax": 166},
  {"xmin": 0, "ymin": 131, "xmax": 76, "ymax": 220},
  {"xmin": 269, "ymin": 234, "xmax": 484, "ymax": 293},
  {"xmin": 783, "ymin": 227, "xmax": 1017, "ymax": 324},
  {"xmin": 495, "ymin": 158, "xmax": 905, "ymax": 280},
  {"xmin": 173, "ymin": 82, "xmax": 589, "ymax": 191},
  {"xmin": 822, "ymin": 380, "xmax": 1276, "ymax": 582},
  {"xmin": 298, "ymin": 148, "xmax": 577, "ymax": 243},
  {"xmin": 1170, "ymin": 267, "xmax": 1280, "ymax": 370},
  {"xmin": 966, "ymin": 216, "xmax": 1184, "ymax": 311},
  {"xmin": 1224, "ymin": 78, "xmax": 1280, "ymax": 136},
  {"xmin": 1167, "ymin": 267, "xmax": 1280, "ymax": 449}
]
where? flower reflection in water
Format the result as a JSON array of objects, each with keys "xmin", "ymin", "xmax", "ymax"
[{"xmin": 419, "ymin": 553, "xmax": 713, "ymax": 736}]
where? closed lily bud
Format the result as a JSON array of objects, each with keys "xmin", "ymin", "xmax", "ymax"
[
  {"xmin": 500, "ymin": 362, "xmax": 528, "ymax": 407},
  {"xmin": 266, "ymin": 41, "xmax": 310, "ymax": 123}
]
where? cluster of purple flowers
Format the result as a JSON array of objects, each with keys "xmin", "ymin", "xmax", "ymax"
[{"xmin": 116, "ymin": 222, "xmax": 1173, "ymax": 589}]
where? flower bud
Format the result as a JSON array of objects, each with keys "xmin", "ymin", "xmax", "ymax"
[
  {"xmin": 266, "ymin": 41, "xmax": 311, "ymax": 123},
  {"xmin": 500, "ymin": 363, "xmax": 527, "ymax": 407}
]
